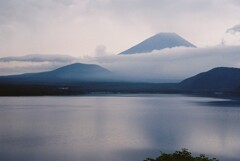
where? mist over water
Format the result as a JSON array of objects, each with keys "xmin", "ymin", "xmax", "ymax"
[{"xmin": 0, "ymin": 95, "xmax": 240, "ymax": 161}]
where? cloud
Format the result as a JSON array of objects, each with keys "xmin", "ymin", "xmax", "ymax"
[
  {"xmin": 93, "ymin": 45, "xmax": 113, "ymax": 57},
  {"xmin": 222, "ymin": 24, "xmax": 240, "ymax": 46},
  {"xmin": 84, "ymin": 46, "xmax": 240, "ymax": 82},
  {"xmin": 0, "ymin": 61, "xmax": 65, "ymax": 76},
  {"xmin": 226, "ymin": 24, "xmax": 240, "ymax": 34},
  {"xmin": 1, "ymin": 46, "xmax": 240, "ymax": 82},
  {"xmin": 0, "ymin": 54, "xmax": 78, "ymax": 75},
  {"xmin": 0, "ymin": 54, "xmax": 76, "ymax": 62}
]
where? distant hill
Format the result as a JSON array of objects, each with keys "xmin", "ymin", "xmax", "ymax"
[
  {"xmin": 0, "ymin": 62, "xmax": 180, "ymax": 96},
  {"xmin": 43, "ymin": 63, "xmax": 112, "ymax": 80},
  {"xmin": 179, "ymin": 67, "xmax": 240, "ymax": 92},
  {"xmin": 119, "ymin": 32, "xmax": 196, "ymax": 55},
  {"xmin": 2, "ymin": 63, "xmax": 240, "ymax": 96},
  {"xmin": 0, "ymin": 63, "xmax": 113, "ymax": 85}
]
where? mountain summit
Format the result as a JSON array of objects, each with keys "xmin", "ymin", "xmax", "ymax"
[
  {"xmin": 119, "ymin": 32, "xmax": 196, "ymax": 55},
  {"xmin": 48, "ymin": 63, "xmax": 111, "ymax": 80}
]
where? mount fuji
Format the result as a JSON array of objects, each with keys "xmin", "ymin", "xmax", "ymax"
[{"xmin": 119, "ymin": 32, "xmax": 196, "ymax": 55}]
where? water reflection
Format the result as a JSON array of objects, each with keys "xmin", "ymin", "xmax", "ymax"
[
  {"xmin": 0, "ymin": 95, "xmax": 240, "ymax": 161},
  {"xmin": 189, "ymin": 97, "xmax": 240, "ymax": 160},
  {"xmin": 198, "ymin": 100, "xmax": 240, "ymax": 107}
]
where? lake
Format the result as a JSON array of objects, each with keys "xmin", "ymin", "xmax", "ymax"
[{"xmin": 0, "ymin": 94, "xmax": 240, "ymax": 161}]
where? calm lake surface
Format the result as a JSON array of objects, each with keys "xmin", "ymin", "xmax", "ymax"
[{"xmin": 0, "ymin": 94, "xmax": 240, "ymax": 161}]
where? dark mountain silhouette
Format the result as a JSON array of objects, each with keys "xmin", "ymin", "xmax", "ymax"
[
  {"xmin": 179, "ymin": 67, "xmax": 240, "ymax": 92},
  {"xmin": 119, "ymin": 32, "xmax": 196, "ymax": 55},
  {"xmin": 42, "ymin": 63, "xmax": 112, "ymax": 80},
  {"xmin": 0, "ymin": 63, "xmax": 179, "ymax": 96},
  {"xmin": 1, "ymin": 63, "xmax": 240, "ymax": 96},
  {"xmin": 0, "ymin": 63, "xmax": 113, "ymax": 85}
]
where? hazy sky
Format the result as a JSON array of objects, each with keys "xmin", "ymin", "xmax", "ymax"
[{"xmin": 0, "ymin": 0, "xmax": 240, "ymax": 57}]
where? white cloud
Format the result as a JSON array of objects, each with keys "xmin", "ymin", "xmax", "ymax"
[
  {"xmin": 0, "ymin": 61, "xmax": 69, "ymax": 76},
  {"xmin": 226, "ymin": 24, "xmax": 240, "ymax": 34},
  {"xmin": 0, "ymin": 54, "xmax": 76, "ymax": 62},
  {"xmin": 93, "ymin": 45, "xmax": 112, "ymax": 57},
  {"xmin": 0, "ymin": 54, "xmax": 78, "ymax": 75},
  {"xmin": 1, "ymin": 46, "xmax": 240, "ymax": 82},
  {"xmin": 222, "ymin": 24, "xmax": 240, "ymax": 46},
  {"xmin": 86, "ymin": 46, "xmax": 240, "ymax": 82}
]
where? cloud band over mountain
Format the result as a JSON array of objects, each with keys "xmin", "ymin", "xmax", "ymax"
[
  {"xmin": 1, "ymin": 46, "xmax": 240, "ymax": 82},
  {"xmin": 0, "ymin": 54, "xmax": 77, "ymax": 75},
  {"xmin": 85, "ymin": 46, "xmax": 240, "ymax": 82}
]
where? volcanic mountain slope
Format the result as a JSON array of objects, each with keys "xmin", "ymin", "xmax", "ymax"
[{"xmin": 119, "ymin": 32, "xmax": 196, "ymax": 55}]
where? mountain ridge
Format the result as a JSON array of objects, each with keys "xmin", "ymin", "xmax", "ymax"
[
  {"xmin": 1, "ymin": 65, "xmax": 240, "ymax": 95},
  {"xmin": 179, "ymin": 67, "xmax": 240, "ymax": 92},
  {"xmin": 0, "ymin": 63, "xmax": 113, "ymax": 84}
]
